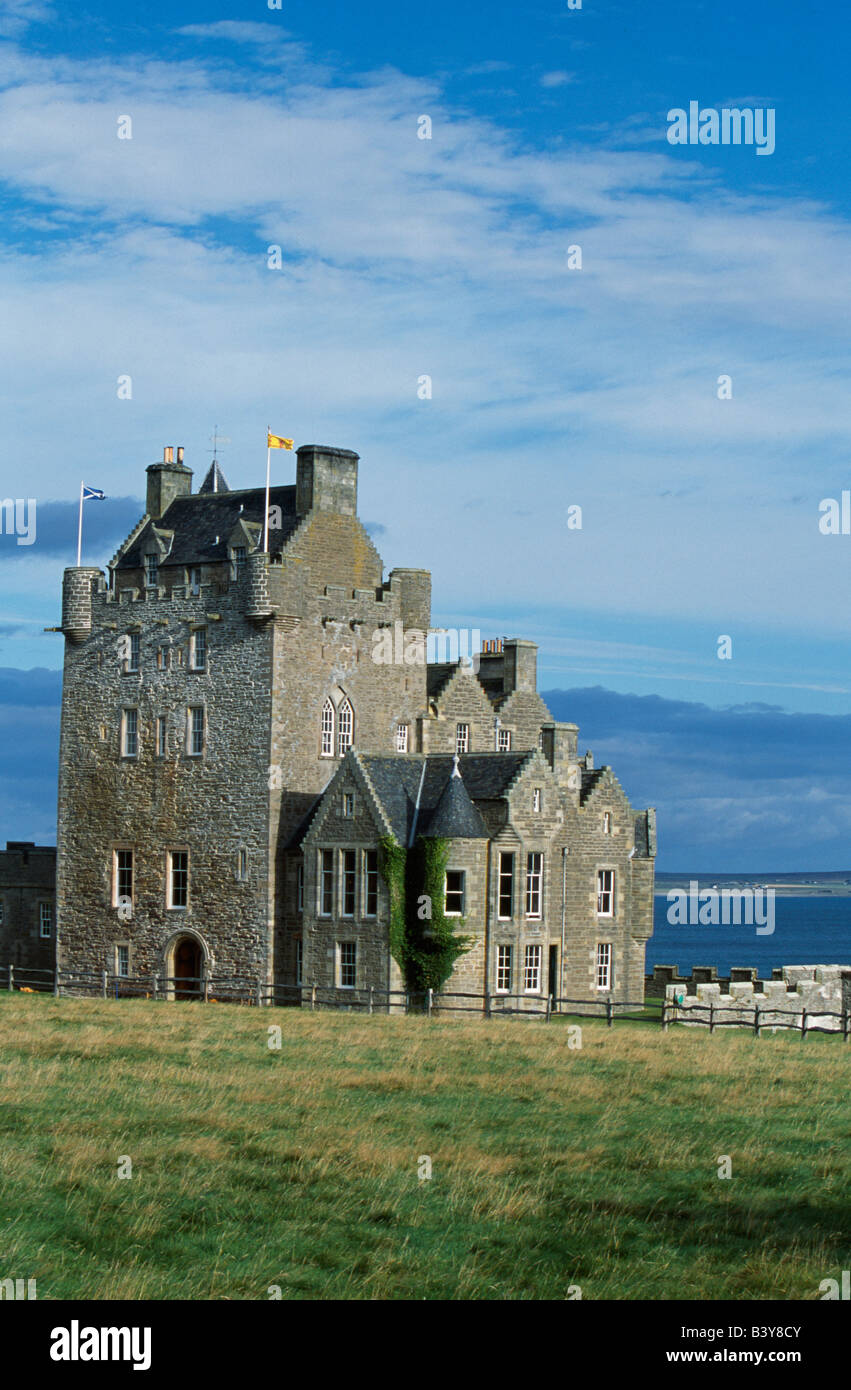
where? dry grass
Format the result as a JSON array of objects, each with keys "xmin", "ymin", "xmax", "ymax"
[{"xmin": 0, "ymin": 991, "xmax": 848, "ymax": 1300}]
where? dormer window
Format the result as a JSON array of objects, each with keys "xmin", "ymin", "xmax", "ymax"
[
  {"xmin": 188, "ymin": 568, "xmax": 201, "ymax": 596},
  {"xmin": 232, "ymin": 546, "xmax": 247, "ymax": 579},
  {"xmin": 145, "ymin": 555, "xmax": 158, "ymax": 588},
  {"xmin": 456, "ymin": 723, "xmax": 469, "ymax": 755}
]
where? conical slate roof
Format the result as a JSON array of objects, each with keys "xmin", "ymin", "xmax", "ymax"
[
  {"xmin": 424, "ymin": 759, "xmax": 488, "ymax": 839},
  {"xmin": 198, "ymin": 459, "xmax": 231, "ymax": 494}
]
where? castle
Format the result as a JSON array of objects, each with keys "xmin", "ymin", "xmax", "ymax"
[{"xmin": 53, "ymin": 443, "xmax": 656, "ymax": 1005}]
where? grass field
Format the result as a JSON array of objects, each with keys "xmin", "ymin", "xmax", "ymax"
[{"xmin": 0, "ymin": 991, "xmax": 848, "ymax": 1300}]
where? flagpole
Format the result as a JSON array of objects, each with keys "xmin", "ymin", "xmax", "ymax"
[
  {"xmin": 263, "ymin": 426, "xmax": 271, "ymax": 553},
  {"xmin": 76, "ymin": 480, "xmax": 84, "ymax": 567}
]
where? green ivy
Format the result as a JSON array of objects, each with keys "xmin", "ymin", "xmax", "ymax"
[{"xmin": 378, "ymin": 833, "xmax": 472, "ymax": 995}]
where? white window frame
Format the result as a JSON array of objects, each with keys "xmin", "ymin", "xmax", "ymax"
[
  {"xmin": 320, "ymin": 698, "xmax": 335, "ymax": 757},
  {"xmin": 524, "ymin": 944, "xmax": 542, "ymax": 994},
  {"xmin": 113, "ymin": 848, "xmax": 134, "ymax": 908},
  {"xmin": 190, "ymin": 627, "xmax": 207, "ymax": 671},
  {"xmin": 319, "ymin": 849, "xmax": 334, "ymax": 917},
  {"xmin": 337, "ymin": 698, "xmax": 354, "ymax": 756},
  {"xmin": 596, "ymin": 942, "xmax": 613, "ymax": 991},
  {"xmin": 188, "ymin": 706, "xmax": 205, "ymax": 757},
  {"xmin": 364, "ymin": 849, "xmax": 378, "ymax": 918},
  {"xmin": 122, "ymin": 707, "xmax": 139, "ymax": 758},
  {"xmin": 338, "ymin": 940, "xmax": 357, "ymax": 990},
  {"xmin": 167, "ymin": 849, "xmax": 189, "ymax": 910},
  {"xmin": 456, "ymin": 723, "xmax": 469, "ymax": 755},
  {"xmin": 497, "ymin": 728, "xmax": 511, "ymax": 752},
  {"xmin": 525, "ymin": 852, "xmax": 543, "ymax": 919},
  {"xmin": 395, "ymin": 723, "xmax": 409, "ymax": 753},
  {"xmin": 341, "ymin": 849, "xmax": 357, "ymax": 918},
  {"xmin": 145, "ymin": 554, "xmax": 158, "ymax": 588},
  {"xmin": 126, "ymin": 632, "xmax": 140, "ymax": 672},
  {"xmin": 445, "ymin": 869, "xmax": 465, "ymax": 916},
  {"xmin": 342, "ymin": 792, "xmax": 354, "ymax": 818},
  {"xmin": 497, "ymin": 851, "xmax": 514, "ymax": 920},
  {"xmin": 116, "ymin": 944, "xmax": 130, "ymax": 978},
  {"xmin": 532, "ymin": 787, "xmax": 541, "ymax": 812},
  {"xmin": 39, "ymin": 901, "xmax": 52, "ymax": 938},
  {"xmin": 496, "ymin": 944, "xmax": 512, "ymax": 993},
  {"xmin": 597, "ymin": 868, "xmax": 615, "ymax": 917}
]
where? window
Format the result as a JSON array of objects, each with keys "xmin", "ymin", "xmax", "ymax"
[
  {"xmin": 297, "ymin": 862, "xmax": 304, "ymax": 913},
  {"xmin": 339, "ymin": 941, "xmax": 357, "ymax": 989},
  {"xmin": 524, "ymin": 944, "xmax": 541, "ymax": 993},
  {"xmin": 396, "ymin": 723, "xmax": 409, "ymax": 753},
  {"xmin": 532, "ymin": 788, "xmax": 541, "ymax": 812},
  {"xmin": 237, "ymin": 848, "xmax": 248, "ymax": 881},
  {"xmin": 526, "ymin": 852, "xmax": 543, "ymax": 918},
  {"xmin": 320, "ymin": 698, "xmax": 335, "ymax": 757},
  {"xmin": 498, "ymin": 852, "xmax": 514, "ymax": 920},
  {"xmin": 320, "ymin": 850, "xmax": 334, "ymax": 916},
  {"xmin": 189, "ymin": 706, "xmax": 205, "ymax": 756},
  {"xmin": 596, "ymin": 942, "xmax": 612, "ymax": 990},
  {"xmin": 233, "ymin": 546, "xmax": 246, "ymax": 579},
  {"xmin": 496, "ymin": 944, "xmax": 512, "ymax": 993},
  {"xmin": 39, "ymin": 902, "xmax": 52, "ymax": 938},
  {"xmin": 538, "ymin": 729, "xmax": 545, "ymax": 751},
  {"xmin": 156, "ymin": 646, "xmax": 170, "ymax": 671},
  {"xmin": 189, "ymin": 567, "xmax": 201, "ymax": 596},
  {"xmin": 597, "ymin": 869, "xmax": 614, "ymax": 917},
  {"xmin": 122, "ymin": 708, "xmax": 138, "ymax": 758},
  {"xmin": 497, "ymin": 727, "xmax": 511, "ymax": 752},
  {"xmin": 342, "ymin": 792, "xmax": 354, "ymax": 818},
  {"xmin": 445, "ymin": 869, "xmax": 465, "ymax": 916},
  {"xmin": 337, "ymin": 698, "xmax": 354, "ymax": 756},
  {"xmin": 602, "ymin": 812, "xmax": 612, "ymax": 835},
  {"xmin": 365, "ymin": 850, "xmax": 378, "ymax": 917},
  {"xmin": 116, "ymin": 944, "xmax": 130, "ymax": 978},
  {"xmin": 126, "ymin": 633, "xmax": 140, "ymax": 672},
  {"xmin": 145, "ymin": 554, "xmax": 158, "ymax": 587},
  {"xmin": 157, "ymin": 716, "xmax": 167, "ymax": 757},
  {"xmin": 342, "ymin": 850, "xmax": 356, "ymax": 917},
  {"xmin": 190, "ymin": 627, "xmax": 207, "ymax": 670},
  {"xmin": 295, "ymin": 938, "xmax": 303, "ymax": 986},
  {"xmin": 114, "ymin": 849, "xmax": 134, "ymax": 905},
  {"xmin": 456, "ymin": 723, "xmax": 469, "ymax": 754},
  {"xmin": 168, "ymin": 851, "xmax": 189, "ymax": 908}
]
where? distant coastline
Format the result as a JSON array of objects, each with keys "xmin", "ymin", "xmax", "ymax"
[{"xmin": 654, "ymin": 871, "xmax": 851, "ymax": 897}]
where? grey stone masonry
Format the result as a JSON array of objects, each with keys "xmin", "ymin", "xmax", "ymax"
[
  {"xmin": 53, "ymin": 439, "xmax": 656, "ymax": 1006},
  {"xmin": 0, "ymin": 842, "xmax": 56, "ymax": 974}
]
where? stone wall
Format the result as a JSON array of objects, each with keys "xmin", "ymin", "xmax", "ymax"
[
  {"xmin": 665, "ymin": 965, "xmax": 851, "ymax": 1032},
  {"xmin": 0, "ymin": 843, "xmax": 56, "ymax": 976}
]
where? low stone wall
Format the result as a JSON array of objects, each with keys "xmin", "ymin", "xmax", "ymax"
[{"xmin": 663, "ymin": 965, "xmax": 851, "ymax": 1032}]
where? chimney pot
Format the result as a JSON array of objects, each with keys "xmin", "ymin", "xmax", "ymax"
[
  {"xmin": 164, "ymin": 446, "xmax": 174, "ymax": 463},
  {"xmin": 177, "ymin": 446, "xmax": 184, "ymax": 464}
]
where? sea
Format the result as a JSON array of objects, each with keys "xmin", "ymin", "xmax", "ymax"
[{"xmin": 648, "ymin": 895, "xmax": 851, "ymax": 978}]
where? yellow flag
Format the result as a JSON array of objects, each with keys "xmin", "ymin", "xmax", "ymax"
[{"xmin": 267, "ymin": 432, "xmax": 294, "ymax": 450}]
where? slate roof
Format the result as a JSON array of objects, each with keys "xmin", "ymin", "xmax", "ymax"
[
  {"xmin": 424, "ymin": 765, "xmax": 488, "ymax": 839},
  {"xmin": 356, "ymin": 752, "xmax": 531, "ymax": 844},
  {"xmin": 115, "ymin": 484, "xmax": 299, "ymax": 570},
  {"xmin": 198, "ymin": 460, "xmax": 231, "ymax": 494}
]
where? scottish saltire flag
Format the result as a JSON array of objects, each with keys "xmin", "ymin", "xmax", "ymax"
[{"xmin": 82, "ymin": 485, "xmax": 106, "ymax": 501}]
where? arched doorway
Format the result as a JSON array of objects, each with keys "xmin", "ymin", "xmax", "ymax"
[{"xmin": 172, "ymin": 935, "xmax": 203, "ymax": 1000}]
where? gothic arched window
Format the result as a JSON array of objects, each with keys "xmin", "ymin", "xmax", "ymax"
[
  {"xmin": 337, "ymin": 698, "xmax": 354, "ymax": 756},
  {"xmin": 320, "ymin": 698, "xmax": 335, "ymax": 757}
]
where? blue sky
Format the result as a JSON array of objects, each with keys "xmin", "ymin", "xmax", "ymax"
[{"xmin": 0, "ymin": 0, "xmax": 848, "ymax": 867}]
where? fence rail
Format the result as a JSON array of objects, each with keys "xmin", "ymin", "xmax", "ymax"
[{"xmin": 0, "ymin": 962, "xmax": 848, "ymax": 1038}]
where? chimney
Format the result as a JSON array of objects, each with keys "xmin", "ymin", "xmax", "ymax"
[
  {"xmin": 146, "ymin": 445, "xmax": 192, "ymax": 520},
  {"xmin": 296, "ymin": 445, "xmax": 359, "ymax": 517},
  {"xmin": 502, "ymin": 638, "xmax": 538, "ymax": 694}
]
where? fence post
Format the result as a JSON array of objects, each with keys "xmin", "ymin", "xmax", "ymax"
[
  {"xmin": 545, "ymin": 993, "xmax": 551, "ymax": 1021},
  {"xmin": 801, "ymin": 1008, "xmax": 808, "ymax": 1041},
  {"xmin": 484, "ymin": 990, "xmax": 490, "ymax": 1019},
  {"xmin": 661, "ymin": 998, "xmax": 668, "ymax": 1032},
  {"xmin": 843, "ymin": 1009, "xmax": 850, "ymax": 1043},
  {"xmin": 8, "ymin": 963, "xmax": 13, "ymax": 993},
  {"xmin": 101, "ymin": 970, "xmax": 107, "ymax": 999},
  {"xmin": 310, "ymin": 984, "xmax": 316, "ymax": 1012},
  {"xmin": 153, "ymin": 974, "xmax": 159, "ymax": 1001},
  {"xmin": 753, "ymin": 1004, "xmax": 760, "ymax": 1038},
  {"xmin": 255, "ymin": 979, "xmax": 262, "ymax": 1008},
  {"xmin": 53, "ymin": 965, "xmax": 59, "ymax": 998},
  {"xmin": 368, "ymin": 986, "xmax": 374, "ymax": 1016},
  {"xmin": 709, "ymin": 1001, "xmax": 714, "ymax": 1035},
  {"xmin": 606, "ymin": 998, "xmax": 613, "ymax": 1029},
  {"xmin": 405, "ymin": 990, "xmax": 410, "ymax": 1015},
  {"xmin": 427, "ymin": 987, "xmax": 433, "ymax": 1017}
]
